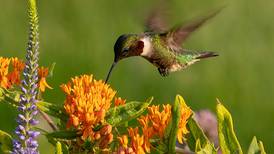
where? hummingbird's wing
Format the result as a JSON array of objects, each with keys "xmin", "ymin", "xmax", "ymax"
[
  {"xmin": 144, "ymin": 0, "xmax": 169, "ymax": 33},
  {"xmin": 165, "ymin": 8, "xmax": 223, "ymax": 51}
]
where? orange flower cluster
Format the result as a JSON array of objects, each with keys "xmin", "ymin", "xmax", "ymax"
[
  {"xmin": 0, "ymin": 57, "xmax": 52, "ymax": 92},
  {"xmin": 117, "ymin": 128, "xmax": 146, "ymax": 154},
  {"xmin": 61, "ymin": 75, "xmax": 116, "ymax": 140},
  {"xmin": 0, "ymin": 57, "xmax": 24, "ymax": 88},
  {"xmin": 137, "ymin": 104, "xmax": 172, "ymax": 153},
  {"xmin": 117, "ymin": 102, "xmax": 192, "ymax": 154}
]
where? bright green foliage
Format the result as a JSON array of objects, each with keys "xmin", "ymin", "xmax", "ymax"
[
  {"xmin": 0, "ymin": 130, "xmax": 12, "ymax": 154},
  {"xmin": 151, "ymin": 140, "xmax": 167, "ymax": 154},
  {"xmin": 196, "ymin": 141, "xmax": 217, "ymax": 154},
  {"xmin": 0, "ymin": 87, "xmax": 21, "ymax": 108},
  {"xmin": 47, "ymin": 130, "xmax": 79, "ymax": 140},
  {"xmin": 55, "ymin": 142, "xmax": 63, "ymax": 154},
  {"xmin": 216, "ymin": 100, "xmax": 243, "ymax": 154},
  {"xmin": 106, "ymin": 97, "xmax": 153, "ymax": 126},
  {"xmin": 248, "ymin": 136, "xmax": 266, "ymax": 154},
  {"xmin": 167, "ymin": 95, "xmax": 181, "ymax": 154},
  {"xmin": 186, "ymin": 117, "xmax": 216, "ymax": 153}
]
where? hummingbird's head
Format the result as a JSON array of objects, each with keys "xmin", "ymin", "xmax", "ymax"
[
  {"xmin": 105, "ymin": 34, "xmax": 144, "ymax": 83},
  {"xmin": 113, "ymin": 34, "xmax": 144, "ymax": 62}
]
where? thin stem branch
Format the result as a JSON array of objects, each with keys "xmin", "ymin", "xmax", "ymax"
[{"xmin": 39, "ymin": 110, "xmax": 58, "ymax": 131}]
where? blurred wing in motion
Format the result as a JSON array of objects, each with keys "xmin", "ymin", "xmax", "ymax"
[
  {"xmin": 144, "ymin": 0, "xmax": 169, "ymax": 33},
  {"xmin": 165, "ymin": 7, "xmax": 224, "ymax": 49}
]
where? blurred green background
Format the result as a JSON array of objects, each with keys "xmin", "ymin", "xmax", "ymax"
[{"xmin": 1, "ymin": 0, "xmax": 274, "ymax": 153}]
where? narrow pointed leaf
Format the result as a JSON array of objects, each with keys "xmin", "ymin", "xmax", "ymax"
[
  {"xmin": 47, "ymin": 130, "xmax": 80, "ymax": 140},
  {"xmin": 248, "ymin": 136, "xmax": 266, "ymax": 154},
  {"xmin": 258, "ymin": 141, "xmax": 266, "ymax": 154},
  {"xmin": 0, "ymin": 130, "xmax": 13, "ymax": 154},
  {"xmin": 186, "ymin": 118, "xmax": 217, "ymax": 153},
  {"xmin": 186, "ymin": 117, "xmax": 210, "ymax": 151},
  {"xmin": 164, "ymin": 116, "xmax": 173, "ymax": 141},
  {"xmin": 150, "ymin": 139, "xmax": 167, "ymax": 154},
  {"xmin": 168, "ymin": 95, "xmax": 181, "ymax": 154},
  {"xmin": 48, "ymin": 62, "xmax": 56, "ymax": 78},
  {"xmin": 216, "ymin": 100, "xmax": 242, "ymax": 154}
]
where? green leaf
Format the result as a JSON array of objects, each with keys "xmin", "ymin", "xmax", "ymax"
[
  {"xmin": 37, "ymin": 101, "xmax": 68, "ymax": 122},
  {"xmin": 163, "ymin": 116, "xmax": 173, "ymax": 141},
  {"xmin": 247, "ymin": 136, "xmax": 266, "ymax": 154},
  {"xmin": 167, "ymin": 95, "xmax": 182, "ymax": 154},
  {"xmin": 196, "ymin": 142, "xmax": 217, "ymax": 154},
  {"xmin": 47, "ymin": 130, "xmax": 80, "ymax": 140},
  {"xmin": 0, "ymin": 130, "xmax": 13, "ymax": 154},
  {"xmin": 151, "ymin": 140, "xmax": 167, "ymax": 154},
  {"xmin": 186, "ymin": 117, "xmax": 212, "ymax": 151},
  {"xmin": 0, "ymin": 88, "xmax": 4, "ymax": 101},
  {"xmin": 106, "ymin": 97, "xmax": 153, "ymax": 116},
  {"xmin": 106, "ymin": 97, "xmax": 153, "ymax": 126},
  {"xmin": 258, "ymin": 141, "xmax": 266, "ymax": 154},
  {"xmin": 216, "ymin": 100, "xmax": 243, "ymax": 154},
  {"xmin": 48, "ymin": 62, "xmax": 56, "ymax": 78},
  {"xmin": 55, "ymin": 142, "xmax": 63, "ymax": 154},
  {"xmin": 0, "ymin": 87, "xmax": 20, "ymax": 108}
]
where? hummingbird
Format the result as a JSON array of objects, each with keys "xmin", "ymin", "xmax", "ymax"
[{"xmin": 105, "ymin": 8, "xmax": 222, "ymax": 83}]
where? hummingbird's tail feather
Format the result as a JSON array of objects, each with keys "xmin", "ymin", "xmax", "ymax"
[{"xmin": 195, "ymin": 52, "xmax": 218, "ymax": 59}]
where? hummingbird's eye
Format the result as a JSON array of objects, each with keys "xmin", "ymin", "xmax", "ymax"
[{"xmin": 123, "ymin": 48, "xmax": 129, "ymax": 52}]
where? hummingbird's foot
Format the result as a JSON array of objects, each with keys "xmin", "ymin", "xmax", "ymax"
[{"xmin": 158, "ymin": 68, "xmax": 169, "ymax": 77}]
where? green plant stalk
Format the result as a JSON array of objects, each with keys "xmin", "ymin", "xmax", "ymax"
[{"xmin": 168, "ymin": 95, "xmax": 181, "ymax": 153}]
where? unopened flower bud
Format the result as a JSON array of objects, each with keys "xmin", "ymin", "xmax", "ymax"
[
  {"xmin": 94, "ymin": 132, "xmax": 101, "ymax": 140},
  {"xmin": 99, "ymin": 133, "xmax": 113, "ymax": 149},
  {"xmin": 100, "ymin": 124, "xmax": 112, "ymax": 136}
]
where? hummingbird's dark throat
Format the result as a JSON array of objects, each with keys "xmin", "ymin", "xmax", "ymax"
[{"xmin": 105, "ymin": 62, "xmax": 117, "ymax": 83}]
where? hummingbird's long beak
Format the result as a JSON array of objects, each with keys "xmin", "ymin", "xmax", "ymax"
[{"xmin": 105, "ymin": 62, "xmax": 117, "ymax": 83}]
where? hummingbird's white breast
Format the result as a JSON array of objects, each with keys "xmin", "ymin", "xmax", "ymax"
[{"xmin": 140, "ymin": 37, "xmax": 153, "ymax": 57}]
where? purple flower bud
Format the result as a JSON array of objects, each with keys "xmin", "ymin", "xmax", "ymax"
[
  {"xmin": 15, "ymin": 131, "xmax": 20, "ymax": 136},
  {"xmin": 31, "ymin": 110, "xmax": 38, "ymax": 116},
  {"xmin": 27, "ymin": 131, "xmax": 40, "ymax": 138},
  {"xmin": 21, "ymin": 87, "xmax": 28, "ymax": 94},
  {"xmin": 20, "ymin": 95, "xmax": 27, "ymax": 102},
  {"xmin": 19, "ymin": 135, "xmax": 26, "ymax": 140},
  {"xmin": 29, "ymin": 104, "xmax": 37, "ymax": 111},
  {"xmin": 18, "ymin": 114, "xmax": 26, "ymax": 122},
  {"xmin": 18, "ymin": 106, "xmax": 26, "ymax": 112},
  {"xmin": 18, "ymin": 125, "xmax": 25, "ymax": 132},
  {"xmin": 29, "ymin": 119, "xmax": 39, "ymax": 125}
]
